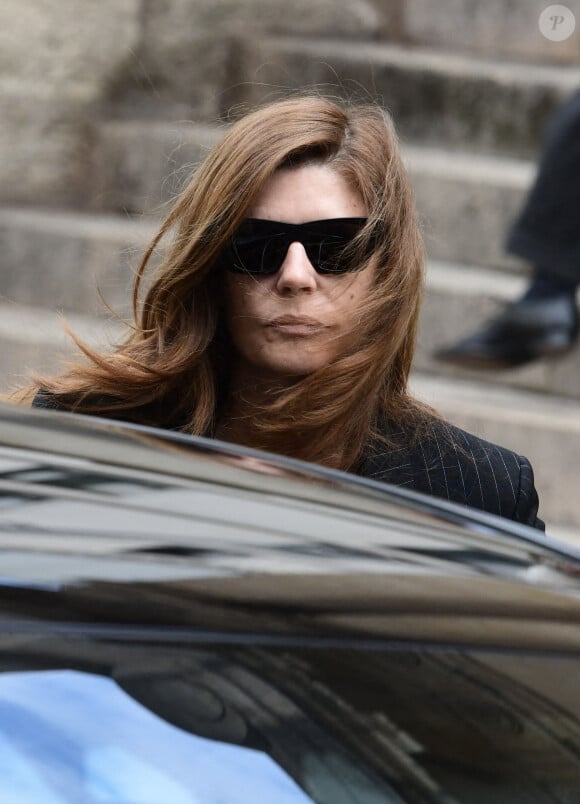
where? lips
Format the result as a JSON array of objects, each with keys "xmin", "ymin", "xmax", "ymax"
[
  {"xmin": 269, "ymin": 316, "xmax": 325, "ymax": 327},
  {"xmin": 268, "ymin": 316, "xmax": 327, "ymax": 336}
]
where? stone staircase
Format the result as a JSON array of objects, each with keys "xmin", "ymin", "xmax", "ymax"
[{"xmin": 2, "ymin": 0, "xmax": 580, "ymax": 533}]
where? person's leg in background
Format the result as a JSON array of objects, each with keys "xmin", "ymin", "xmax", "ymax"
[{"xmin": 436, "ymin": 90, "xmax": 580, "ymax": 369}]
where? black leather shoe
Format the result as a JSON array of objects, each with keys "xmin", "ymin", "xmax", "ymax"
[{"xmin": 435, "ymin": 294, "xmax": 579, "ymax": 369}]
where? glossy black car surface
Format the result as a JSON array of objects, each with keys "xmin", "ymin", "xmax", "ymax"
[{"xmin": 1, "ymin": 402, "xmax": 580, "ymax": 803}]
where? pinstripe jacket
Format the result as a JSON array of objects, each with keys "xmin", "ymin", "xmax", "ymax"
[
  {"xmin": 31, "ymin": 392, "xmax": 543, "ymax": 531},
  {"xmin": 358, "ymin": 421, "xmax": 543, "ymax": 531}
]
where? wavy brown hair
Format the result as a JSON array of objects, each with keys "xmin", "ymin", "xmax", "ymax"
[{"xmin": 24, "ymin": 96, "xmax": 436, "ymax": 471}]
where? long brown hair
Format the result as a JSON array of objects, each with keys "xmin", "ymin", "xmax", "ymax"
[{"xmin": 24, "ymin": 96, "xmax": 434, "ymax": 470}]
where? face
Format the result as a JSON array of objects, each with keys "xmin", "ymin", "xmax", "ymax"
[{"xmin": 223, "ymin": 164, "xmax": 375, "ymax": 382}]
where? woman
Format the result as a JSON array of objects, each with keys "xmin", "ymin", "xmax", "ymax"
[{"xmin": 30, "ymin": 96, "xmax": 543, "ymax": 529}]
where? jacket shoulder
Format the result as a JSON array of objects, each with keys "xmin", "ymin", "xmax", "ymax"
[
  {"xmin": 412, "ymin": 420, "xmax": 543, "ymax": 530},
  {"xmin": 363, "ymin": 417, "xmax": 543, "ymax": 530}
]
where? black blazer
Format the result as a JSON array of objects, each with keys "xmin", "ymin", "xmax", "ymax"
[
  {"xmin": 31, "ymin": 392, "xmax": 543, "ymax": 531},
  {"xmin": 357, "ymin": 421, "xmax": 543, "ymax": 531}
]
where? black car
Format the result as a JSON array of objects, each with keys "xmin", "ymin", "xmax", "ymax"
[{"xmin": 1, "ymin": 402, "xmax": 580, "ymax": 803}]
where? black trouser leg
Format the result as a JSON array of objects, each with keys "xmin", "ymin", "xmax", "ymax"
[{"xmin": 507, "ymin": 89, "xmax": 580, "ymax": 286}]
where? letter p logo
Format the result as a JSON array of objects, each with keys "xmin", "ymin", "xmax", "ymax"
[{"xmin": 539, "ymin": 5, "xmax": 576, "ymax": 41}]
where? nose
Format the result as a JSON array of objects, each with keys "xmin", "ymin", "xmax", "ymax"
[{"xmin": 275, "ymin": 241, "xmax": 318, "ymax": 293}]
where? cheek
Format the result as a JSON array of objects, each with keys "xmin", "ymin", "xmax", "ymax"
[
  {"xmin": 336, "ymin": 270, "xmax": 374, "ymax": 312},
  {"xmin": 224, "ymin": 276, "xmax": 251, "ymax": 321},
  {"xmin": 223, "ymin": 278, "xmax": 244, "ymax": 345},
  {"xmin": 224, "ymin": 276, "xmax": 269, "ymax": 346}
]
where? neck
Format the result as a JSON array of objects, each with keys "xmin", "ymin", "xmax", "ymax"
[{"xmin": 214, "ymin": 362, "xmax": 300, "ymax": 446}]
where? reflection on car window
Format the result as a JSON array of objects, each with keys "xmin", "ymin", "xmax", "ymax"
[
  {"xmin": 0, "ymin": 670, "xmax": 314, "ymax": 804},
  {"xmin": 2, "ymin": 642, "xmax": 580, "ymax": 802}
]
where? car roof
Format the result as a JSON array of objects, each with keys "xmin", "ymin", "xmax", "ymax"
[{"xmin": 1, "ymin": 402, "xmax": 580, "ymax": 653}]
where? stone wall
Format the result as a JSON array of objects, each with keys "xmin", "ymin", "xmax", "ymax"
[
  {"xmin": 399, "ymin": 0, "xmax": 580, "ymax": 64},
  {"xmin": 120, "ymin": 0, "xmax": 390, "ymax": 118},
  {"xmin": 0, "ymin": 0, "xmax": 142, "ymax": 206},
  {"xmin": 0, "ymin": 0, "xmax": 397, "ymax": 207},
  {"xmin": 2, "ymin": 0, "xmax": 578, "ymax": 207}
]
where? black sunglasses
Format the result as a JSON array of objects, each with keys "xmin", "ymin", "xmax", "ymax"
[{"xmin": 219, "ymin": 217, "xmax": 373, "ymax": 276}]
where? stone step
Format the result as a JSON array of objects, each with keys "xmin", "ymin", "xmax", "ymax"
[
  {"xmin": 406, "ymin": 147, "xmax": 533, "ymax": 273},
  {"xmin": 132, "ymin": 0, "xmax": 580, "ymax": 70},
  {"xmin": 1, "ymin": 306, "xmax": 578, "ymax": 530},
  {"xmin": 0, "ymin": 302, "xmax": 123, "ymax": 394},
  {"xmin": 132, "ymin": 0, "xmax": 387, "ymax": 120},
  {"xmin": 89, "ymin": 121, "xmax": 225, "ymax": 215},
  {"xmin": 410, "ymin": 372, "xmax": 580, "ymax": 530},
  {"xmin": 90, "ymin": 120, "xmax": 535, "ymax": 273},
  {"xmin": 418, "ymin": 261, "xmax": 580, "ymax": 400},
  {"xmin": 230, "ymin": 36, "xmax": 580, "ymax": 157},
  {"xmin": 400, "ymin": 0, "xmax": 580, "ymax": 66},
  {"xmin": 0, "ymin": 207, "xmax": 156, "ymax": 315}
]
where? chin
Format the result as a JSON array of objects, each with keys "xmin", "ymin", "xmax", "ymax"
[
  {"xmin": 259, "ymin": 362, "xmax": 319, "ymax": 378},
  {"xmin": 260, "ymin": 351, "xmax": 331, "ymax": 378}
]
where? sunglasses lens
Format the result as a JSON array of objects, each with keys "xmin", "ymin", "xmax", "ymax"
[
  {"xmin": 226, "ymin": 222, "xmax": 287, "ymax": 275},
  {"xmin": 304, "ymin": 239, "xmax": 355, "ymax": 274},
  {"xmin": 223, "ymin": 218, "xmax": 369, "ymax": 276},
  {"xmin": 262, "ymin": 238, "xmax": 291, "ymax": 274},
  {"xmin": 303, "ymin": 219, "xmax": 367, "ymax": 273},
  {"xmin": 229, "ymin": 241, "xmax": 282, "ymax": 275}
]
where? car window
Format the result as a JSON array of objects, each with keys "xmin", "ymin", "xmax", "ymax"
[
  {"xmin": 1, "ymin": 642, "xmax": 580, "ymax": 803},
  {"xmin": 0, "ymin": 670, "xmax": 317, "ymax": 804}
]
